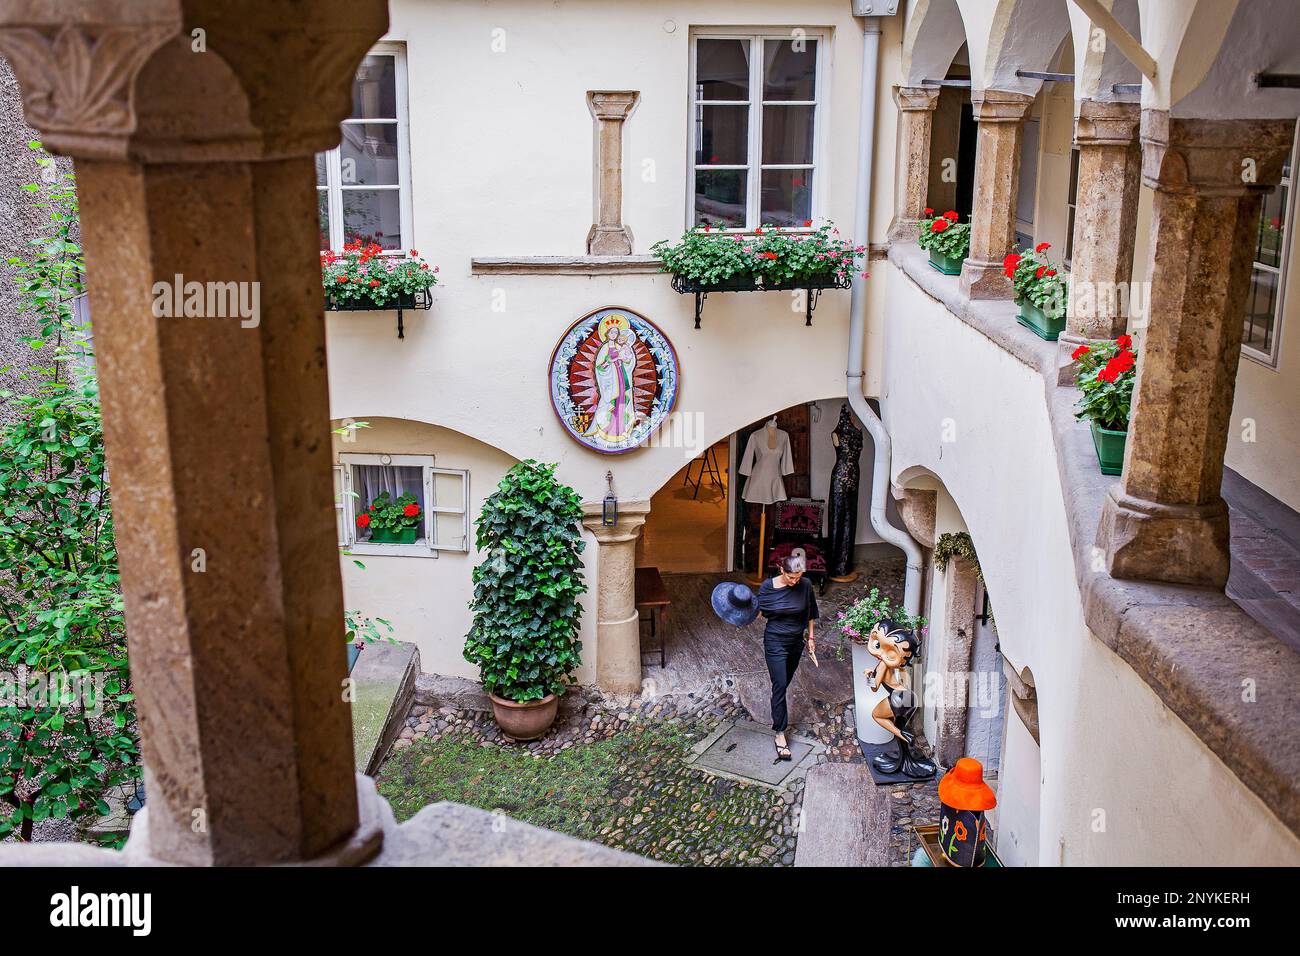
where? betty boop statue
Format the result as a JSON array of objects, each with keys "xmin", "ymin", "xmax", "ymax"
[{"xmin": 865, "ymin": 619, "xmax": 937, "ymax": 780}]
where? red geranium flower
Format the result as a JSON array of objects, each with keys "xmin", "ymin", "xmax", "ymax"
[
  {"xmin": 1113, "ymin": 349, "xmax": 1136, "ymax": 372},
  {"xmin": 1044, "ymin": 269, "xmax": 1057, "ymax": 277},
  {"xmin": 336, "ymin": 276, "xmax": 348, "ymax": 283},
  {"xmin": 369, "ymin": 279, "xmax": 381, "ymax": 287},
  {"xmin": 1035, "ymin": 242, "xmax": 1051, "ymax": 253},
  {"xmin": 1071, "ymin": 345, "xmax": 1090, "ymax": 360},
  {"xmin": 403, "ymin": 503, "xmax": 420, "ymax": 518},
  {"xmin": 931, "ymin": 218, "xmax": 950, "ymax": 233},
  {"xmin": 1097, "ymin": 364, "xmax": 1119, "ymax": 384},
  {"xmin": 760, "ymin": 251, "xmax": 778, "ymax": 260},
  {"xmin": 409, "ymin": 249, "xmax": 418, "ymax": 256},
  {"xmin": 1035, "ymin": 265, "xmax": 1047, "ymax": 279},
  {"xmin": 1003, "ymin": 253, "xmax": 1021, "ymax": 277},
  {"xmin": 1116, "ymin": 334, "xmax": 1132, "ymax": 349},
  {"xmin": 804, "ymin": 220, "xmax": 813, "ymax": 227},
  {"xmin": 924, "ymin": 207, "xmax": 934, "ymax": 216},
  {"xmin": 754, "ymin": 228, "xmax": 764, "ymax": 235},
  {"xmin": 943, "ymin": 210, "xmax": 958, "ymax": 221},
  {"xmin": 356, "ymin": 513, "xmax": 371, "ymax": 528}
]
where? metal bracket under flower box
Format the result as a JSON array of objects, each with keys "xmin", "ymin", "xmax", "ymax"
[
  {"xmin": 670, "ymin": 273, "xmax": 852, "ymax": 329},
  {"xmin": 324, "ymin": 288, "xmax": 433, "ymax": 339}
]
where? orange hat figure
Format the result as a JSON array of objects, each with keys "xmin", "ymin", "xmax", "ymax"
[{"xmin": 937, "ymin": 758, "xmax": 997, "ymax": 867}]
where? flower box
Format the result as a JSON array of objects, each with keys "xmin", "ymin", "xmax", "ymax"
[
  {"xmin": 324, "ymin": 290, "xmax": 429, "ymax": 312},
  {"xmin": 1016, "ymin": 298, "xmax": 1067, "ymax": 341},
  {"xmin": 928, "ymin": 248, "xmax": 964, "ymax": 275},
  {"xmin": 367, "ymin": 525, "xmax": 420, "ymax": 545},
  {"xmin": 1090, "ymin": 420, "xmax": 1127, "ymax": 476},
  {"xmin": 653, "ymin": 222, "xmax": 864, "ymax": 328}
]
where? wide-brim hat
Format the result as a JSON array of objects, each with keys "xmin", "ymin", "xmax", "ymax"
[{"xmin": 711, "ymin": 582, "xmax": 758, "ymax": 628}]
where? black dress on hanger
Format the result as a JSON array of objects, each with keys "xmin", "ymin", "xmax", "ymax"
[{"xmin": 827, "ymin": 404, "xmax": 863, "ymax": 578}]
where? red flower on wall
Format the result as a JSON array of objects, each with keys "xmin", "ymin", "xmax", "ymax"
[
  {"xmin": 943, "ymin": 210, "xmax": 958, "ymax": 221},
  {"xmin": 931, "ymin": 218, "xmax": 950, "ymax": 233},
  {"xmin": 356, "ymin": 513, "xmax": 371, "ymax": 528},
  {"xmin": 1116, "ymin": 334, "xmax": 1132, "ymax": 349},
  {"xmin": 1113, "ymin": 349, "xmax": 1136, "ymax": 373},
  {"xmin": 1036, "ymin": 242, "xmax": 1051, "ymax": 253},
  {"xmin": 924, "ymin": 207, "xmax": 934, "ymax": 216},
  {"xmin": 403, "ymin": 503, "xmax": 421, "ymax": 518},
  {"xmin": 1035, "ymin": 265, "xmax": 1047, "ymax": 279},
  {"xmin": 1072, "ymin": 345, "xmax": 1090, "ymax": 360},
  {"xmin": 1003, "ymin": 253, "xmax": 1021, "ymax": 277}
]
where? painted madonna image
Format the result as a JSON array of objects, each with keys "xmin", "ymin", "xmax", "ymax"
[{"xmin": 549, "ymin": 307, "xmax": 679, "ymax": 454}]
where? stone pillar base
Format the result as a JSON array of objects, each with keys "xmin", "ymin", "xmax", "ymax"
[
  {"xmin": 587, "ymin": 223, "xmax": 634, "ymax": 256},
  {"xmin": 1055, "ymin": 330, "xmax": 1104, "ymax": 385},
  {"xmin": 122, "ymin": 773, "xmax": 388, "ymax": 867},
  {"xmin": 959, "ymin": 257, "xmax": 1013, "ymax": 299},
  {"xmin": 887, "ymin": 216, "xmax": 922, "ymax": 244},
  {"xmin": 599, "ymin": 610, "xmax": 643, "ymax": 694},
  {"xmin": 1096, "ymin": 485, "xmax": 1230, "ymax": 588}
]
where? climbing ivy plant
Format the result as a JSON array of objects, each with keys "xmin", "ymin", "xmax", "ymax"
[
  {"xmin": 0, "ymin": 144, "xmax": 140, "ymax": 844},
  {"xmin": 933, "ymin": 532, "xmax": 984, "ymax": 582},
  {"xmin": 464, "ymin": 460, "xmax": 586, "ymax": 702}
]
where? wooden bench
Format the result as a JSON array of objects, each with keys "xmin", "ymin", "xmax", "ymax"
[{"xmin": 634, "ymin": 566, "xmax": 671, "ymax": 668}]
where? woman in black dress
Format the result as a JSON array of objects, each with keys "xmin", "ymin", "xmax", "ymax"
[{"xmin": 756, "ymin": 549, "xmax": 819, "ymax": 760}]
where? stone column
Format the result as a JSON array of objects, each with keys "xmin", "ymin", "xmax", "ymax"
[
  {"xmin": 582, "ymin": 501, "xmax": 651, "ymax": 694},
  {"xmin": 586, "ymin": 91, "xmax": 638, "ymax": 255},
  {"xmin": 0, "ymin": 1, "xmax": 389, "ymax": 865},
  {"xmin": 1098, "ymin": 112, "xmax": 1296, "ymax": 587},
  {"xmin": 887, "ymin": 85, "xmax": 941, "ymax": 242},
  {"xmin": 959, "ymin": 90, "xmax": 1035, "ymax": 299},
  {"xmin": 1057, "ymin": 100, "xmax": 1142, "ymax": 384},
  {"xmin": 933, "ymin": 557, "xmax": 979, "ymax": 769}
]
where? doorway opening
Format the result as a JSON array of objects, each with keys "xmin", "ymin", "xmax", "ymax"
[{"xmin": 637, "ymin": 438, "xmax": 730, "ymax": 573}]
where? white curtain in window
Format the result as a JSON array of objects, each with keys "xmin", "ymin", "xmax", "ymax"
[{"xmin": 355, "ymin": 464, "xmax": 426, "ymax": 512}]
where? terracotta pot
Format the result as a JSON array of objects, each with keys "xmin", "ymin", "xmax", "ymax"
[{"xmin": 489, "ymin": 692, "xmax": 559, "ymax": 740}]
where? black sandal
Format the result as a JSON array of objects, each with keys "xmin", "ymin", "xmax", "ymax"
[{"xmin": 774, "ymin": 739, "xmax": 793, "ymax": 761}]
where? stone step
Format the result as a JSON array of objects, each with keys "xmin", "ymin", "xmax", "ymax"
[{"xmin": 794, "ymin": 762, "xmax": 889, "ymax": 867}]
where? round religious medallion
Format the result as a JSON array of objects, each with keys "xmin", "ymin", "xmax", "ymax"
[{"xmin": 549, "ymin": 306, "xmax": 679, "ymax": 454}]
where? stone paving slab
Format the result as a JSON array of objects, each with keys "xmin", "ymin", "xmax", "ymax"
[
  {"xmin": 794, "ymin": 762, "xmax": 890, "ymax": 867},
  {"xmin": 683, "ymin": 719, "xmax": 823, "ymax": 790},
  {"xmin": 352, "ymin": 640, "xmax": 419, "ymax": 775}
]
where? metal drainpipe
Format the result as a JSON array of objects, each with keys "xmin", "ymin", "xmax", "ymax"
[{"xmin": 846, "ymin": 14, "xmax": 925, "ymax": 744}]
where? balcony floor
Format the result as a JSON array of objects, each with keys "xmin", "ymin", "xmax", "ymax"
[{"xmin": 1225, "ymin": 468, "xmax": 1300, "ymax": 654}]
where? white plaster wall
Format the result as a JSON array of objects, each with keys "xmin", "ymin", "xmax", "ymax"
[
  {"xmin": 327, "ymin": 0, "xmax": 897, "ymax": 509},
  {"xmin": 331, "ymin": 417, "xmax": 599, "ymax": 684},
  {"xmin": 881, "ymin": 259, "xmax": 1300, "ymax": 864}
]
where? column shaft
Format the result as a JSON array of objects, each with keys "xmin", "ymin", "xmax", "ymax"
[
  {"xmin": 888, "ymin": 85, "xmax": 941, "ymax": 242},
  {"xmin": 959, "ymin": 90, "xmax": 1034, "ymax": 299},
  {"xmin": 1057, "ymin": 100, "xmax": 1142, "ymax": 383},
  {"xmin": 582, "ymin": 502, "xmax": 650, "ymax": 695},
  {"xmin": 1098, "ymin": 112, "xmax": 1296, "ymax": 587}
]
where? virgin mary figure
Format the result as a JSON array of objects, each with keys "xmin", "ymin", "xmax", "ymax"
[{"xmin": 586, "ymin": 315, "xmax": 637, "ymax": 443}]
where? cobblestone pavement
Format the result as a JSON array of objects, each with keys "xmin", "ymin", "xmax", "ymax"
[{"xmin": 378, "ymin": 674, "xmax": 939, "ymax": 866}]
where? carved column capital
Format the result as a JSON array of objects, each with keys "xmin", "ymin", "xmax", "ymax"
[
  {"xmin": 970, "ymin": 89, "xmax": 1035, "ymax": 124},
  {"xmin": 1074, "ymin": 99, "xmax": 1140, "ymax": 147},
  {"xmin": 892, "ymin": 85, "xmax": 940, "ymax": 112},
  {"xmin": 0, "ymin": 0, "xmax": 388, "ymax": 162},
  {"xmin": 1141, "ymin": 109, "xmax": 1296, "ymax": 197},
  {"xmin": 587, "ymin": 90, "xmax": 639, "ymax": 122}
]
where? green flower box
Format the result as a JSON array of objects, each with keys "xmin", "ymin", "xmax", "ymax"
[
  {"xmin": 1016, "ymin": 298, "xmax": 1067, "ymax": 341},
  {"xmin": 928, "ymin": 248, "xmax": 964, "ymax": 275},
  {"xmin": 1090, "ymin": 420, "xmax": 1127, "ymax": 476},
  {"xmin": 368, "ymin": 525, "xmax": 420, "ymax": 544}
]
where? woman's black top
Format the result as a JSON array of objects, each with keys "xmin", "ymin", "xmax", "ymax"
[{"xmin": 756, "ymin": 577, "xmax": 819, "ymax": 640}]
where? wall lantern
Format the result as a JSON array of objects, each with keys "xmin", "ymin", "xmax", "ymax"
[{"xmin": 602, "ymin": 470, "xmax": 618, "ymax": 527}]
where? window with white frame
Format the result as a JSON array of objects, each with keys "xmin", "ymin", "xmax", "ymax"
[
  {"xmin": 689, "ymin": 31, "xmax": 825, "ymax": 230},
  {"xmin": 1243, "ymin": 133, "xmax": 1296, "ymax": 366},
  {"xmin": 335, "ymin": 454, "xmax": 469, "ymax": 556},
  {"xmin": 317, "ymin": 44, "xmax": 413, "ymax": 252}
]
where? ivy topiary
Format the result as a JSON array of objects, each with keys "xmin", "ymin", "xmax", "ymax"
[{"xmin": 464, "ymin": 460, "xmax": 587, "ymax": 702}]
